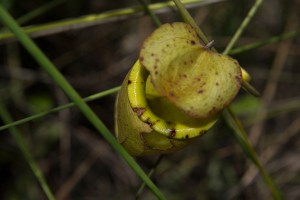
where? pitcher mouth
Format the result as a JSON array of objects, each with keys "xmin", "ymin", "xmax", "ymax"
[{"xmin": 126, "ymin": 60, "xmax": 217, "ymax": 139}]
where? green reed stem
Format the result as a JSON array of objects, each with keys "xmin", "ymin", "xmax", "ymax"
[
  {"xmin": 138, "ymin": 0, "xmax": 162, "ymax": 27},
  {"xmin": 229, "ymin": 28, "xmax": 300, "ymax": 55},
  {"xmin": 222, "ymin": 0, "xmax": 264, "ymax": 55},
  {"xmin": 0, "ymin": 100, "xmax": 55, "ymax": 200},
  {"xmin": 16, "ymin": 0, "xmax": 66, "ymax": 25},
  {"xmin": 135, "ymin": 155, "xmax": 164, "ymax": 199},
  {"xmin": 0, "ymin": 86, "xmax": 120, "ymax": 132},
  {"xmin": 0, "ymin": 0, "xmax": 213, "ymax": 43},
  {"xmin": 223, "ymin": 108, "xmax": 283, "ymax": 200},
  {"xmin": 0, "ymin": 4, "xmax": 166, "ymax": 200}
]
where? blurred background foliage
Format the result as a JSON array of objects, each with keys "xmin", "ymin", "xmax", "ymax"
[{"xmin": 0, "ymin": 0, "xmax": 299, "ymax": 199}]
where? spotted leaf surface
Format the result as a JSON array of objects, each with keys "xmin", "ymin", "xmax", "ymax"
[{"xmin": 140, "ymin": 22, "xmax": 242, "ymax": 119}]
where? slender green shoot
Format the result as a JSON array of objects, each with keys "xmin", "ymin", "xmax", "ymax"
[
  {"xmin": 222, "ymin": 0, "xmax": 264, "ymax": 55},
  {"xmin": 1, "ymin": 0, "xmax": 66, "ymax": 29},
  {"xmin": 0, "ymin": 5, "xmax": 166, "ymax": 200},
  {"xmin": 242, "ymin": 80, "xmax": 260, "ymax": 97},
  {"xmin": 0, "ymin": 100, "xmax": 55, "ymax": 200},
  {"xmin": 138, "ymin": 0, "xmax": 162, "ymax": 27},
  {"xmin": 223, "ymin": 108, "xmax": 283, "ymax": 200},
  {"xmin": 0, "ymin": 0, "xmax": 216, "ymax": 43},
  {"xmin": 229, "ymin": 28, "xmax": 300, "ymax": 55},
  {"xmin": 135, "ymin": 155, "xmax": 164, "ymax": 199},
  {"xmin": 0, "ymin": 86, "xmax": 120, "ymax": 132}
]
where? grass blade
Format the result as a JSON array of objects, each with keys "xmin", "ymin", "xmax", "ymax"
[
  {"xmin": 222, "ymin": 0, "xmax": 264, "ymax": 55},
  {"xmin": 0, "ymin": 100, "xmax": 55, "ymax": 200},
  {"xmin": 229, "ymin": 28, "xmax": 300, "ymax": 55},
  {"xmin": 135, "ymin": 155, "xmax": 164, "ymax": 199},
  {"xmin": 0, "ymin": 86, "xmax": 120, "ymax": 132},
  {"xmin": 138, "ymin": 0, "xmax": 162, "ymax": 27},
  {"xmin": 223, "ymin": 108, "xmax": 283, "ymax": 200},
  {"xmin": 0, "ymin": 0, "xmax": 222, "ymax": 43},
  {"xmin": 13, "ymin": 0, "xmax": 66, "ymax": 25},
  {"xmin": 0, "ymin": 4, "xmax": 166, "ymax": 200}
]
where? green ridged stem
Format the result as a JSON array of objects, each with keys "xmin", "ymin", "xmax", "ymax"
[
  {"xmin": 0, "ymin": 100, "xmax": 55, "ymax": 200},
  {"xmin": 0, "ymin": 86, "xmax": 120, "ymax": 132},
  {"xmin": 0, "ymin": 0, "xmax": 217, "ymax": 43},
  {"xmin": 0, "ymin": 4, "xmax": 166, "ymax": 200}
]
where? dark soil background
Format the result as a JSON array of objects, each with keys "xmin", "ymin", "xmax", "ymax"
[{"xmin": 0, "ymin": 0, "xmax": 299, "ymax": 199}]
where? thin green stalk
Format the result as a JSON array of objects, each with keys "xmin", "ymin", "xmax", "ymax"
[
  {"xmin": 138, "ymin": 0, "xmax": 162, "ymax": 27},
  {"xmin": 136, "ymin": 155, "xmax": 164, "ymax": 199},
  {"xmin": 0, "ymin": 5, "xmax": 166, "ymax": 200},
  {"xmin": 0, "ymin": 0, "xmax": 214, "ymax": 43},
  {"xmin": 0, "ymin": 86, "xmax": 121, "ymax": 132},
  {"xmin": 246, "ymin": 98, "xmax": 300, "ymax": 125},
  {"xmin": 241, "ymin": 79, "xmax": 260, "ymax": 97},
  {"xmin": 223, "ymin": 108, "xmax": 283, "ymax": 200},
  {"xmin": 10, "ymin": 0, "xmax": 66, "ymax": 26},
  {"xmin": 222, "ymin": 0, "xmax": 264, "ymax": 55},
  {"xmin": 229, "ymin": 28, "xmax": 300, "ymax": 55},
  {"xmin": 0, "ymin": 100, "xmax": 55, "ymax": 200}
]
